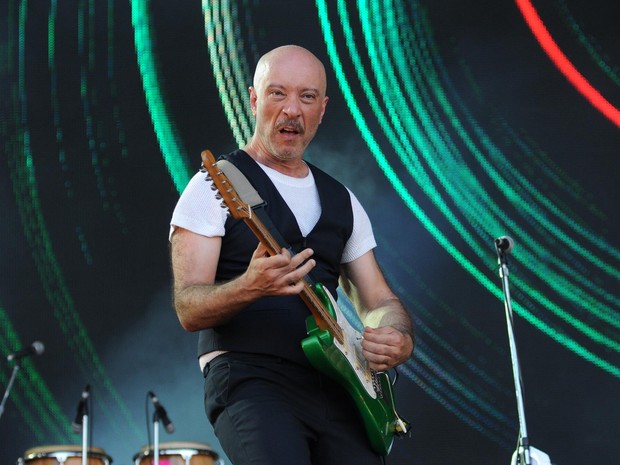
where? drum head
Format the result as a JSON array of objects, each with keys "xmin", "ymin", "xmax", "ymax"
[
  {"xmin": 133, "ymin": 442, "xmax": 219, "ymax": 465},
  {"xmin": 22, "ymin": 445, "xmax": 112, "ymax": 465}
]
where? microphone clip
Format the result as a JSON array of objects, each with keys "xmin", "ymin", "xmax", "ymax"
[
  {"xmin": 148, "ymin": 391, "xmax": 175, "ymax": 434},
  {"xmin": 72, "ymin": 384, "xmax": 91, "ymax": 434}
]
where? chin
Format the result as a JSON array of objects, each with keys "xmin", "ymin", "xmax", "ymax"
[
  {"xmin": 274, "ymin": 151, "xmax": 297, "ymax": 161},
  {"xmin": 274, "ymin": 145, "xmax": 303, "ymax": 160}
]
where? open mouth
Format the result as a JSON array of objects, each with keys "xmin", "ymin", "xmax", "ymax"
[{"xmin": 276, "ymin": 120, "xmax": 304, "ymax": 136}]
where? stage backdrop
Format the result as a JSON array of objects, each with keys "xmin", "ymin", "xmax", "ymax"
[{"xmin": 1, "ymin": 1, "xmax": 619, "ymax": 464}]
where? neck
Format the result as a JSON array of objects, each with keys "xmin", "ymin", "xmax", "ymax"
[{"xmin": 243, "ymin": 143, "xmax": 309, "ymax": 178}]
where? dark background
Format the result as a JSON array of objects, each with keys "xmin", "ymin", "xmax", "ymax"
[{"xmin": 1, "ymin": 1, "xmax": 619, "ymax": 464}]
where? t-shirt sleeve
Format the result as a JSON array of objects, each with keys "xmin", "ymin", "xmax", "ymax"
[
  {"xmin": 169, "ymin": 170, "xmax": 229, "ymax": 240},
  {"xmin": 341, "ymin": 189, "xmax": 377, "ymax": 263}
]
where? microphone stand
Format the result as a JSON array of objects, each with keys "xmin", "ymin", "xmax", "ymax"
[
  {"xmin": 495, "ymin": 243, "xmax": 531, "ymax": 465},
  {"xmin": 0, "ymin": 361, "xmax": 21, "ymax": 421},
  {"xmin": 152, "ymin": 410, "xmax": 161, "ymax": 465},
  {"xmin": 80, "ymin": 402, "xmax": 89, "ymax": 465}
]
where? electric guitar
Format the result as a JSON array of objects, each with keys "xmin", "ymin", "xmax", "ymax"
[{"xmin": 200, "ymin": 149, "xmax": 409, "ymax": 455}]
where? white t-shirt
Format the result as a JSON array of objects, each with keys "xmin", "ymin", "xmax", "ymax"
[{"xmin": 170, "ymin": 161, "xmax": 376, "ymax": 264}]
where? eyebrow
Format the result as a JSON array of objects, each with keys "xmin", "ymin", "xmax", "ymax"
[{"xmin": 266, "ymin": 83, "xmax": 320, "ymax": 95}]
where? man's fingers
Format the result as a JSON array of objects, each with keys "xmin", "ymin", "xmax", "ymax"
[
  {"xmin": 290, "ymin": 247, "xmax": 314, "ymax": 266},
  {"xmin": 361, "ymin": 326, "xmax": 413, "ymax": 371},
  {"xmin": 283, "ymin": 256, "xmax": 316, "ymax": 292},
  {"xmin": 248, "ymin": 245, "xmax": 316, "ymax": 294}
]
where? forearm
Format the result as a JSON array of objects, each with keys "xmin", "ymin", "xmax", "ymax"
[
  {"xmin": 362, "ymin": 297, "xmax": 414, "ymax": 341},
  {"xmin": 174, "ymin": 273, "xmax": 260, "ymax": 332},
  {"xmin": 171, "ymin": 228, "xmax": 316, "ymax": 332},
  {"xmin": 361, "ymin": 298, "xmax": 415, "ymax": 369},
  {"xmin": 340, "ymin": 254, "xmax": 415, "ymax": 356}
]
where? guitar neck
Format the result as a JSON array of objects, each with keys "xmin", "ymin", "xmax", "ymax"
[
  {"xmin": 199, "ymin": 149, "xmax": 344, "ymax": 344},
  {"xmin": 242, "ymin": 212, "xmax": 344, "ymax": 343}
]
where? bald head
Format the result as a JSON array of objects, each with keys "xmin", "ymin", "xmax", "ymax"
[
  {"xmin": 253, "ymin": 45, "xmax": 327, "ymax": 96},
  {"xmin": 245, "ymin": 45, "xmax": 329, "ymax": 168}
]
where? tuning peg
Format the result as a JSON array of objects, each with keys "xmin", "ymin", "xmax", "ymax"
[
  {"xmin": 214, "ymin": 193, "xmax": 222, "ymax": 200},
  {"xmin": 210, "ymin": 184, "xmax": 218, "ymax": 191}
]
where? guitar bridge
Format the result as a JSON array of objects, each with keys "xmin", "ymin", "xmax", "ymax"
[{"xmin": 371, "ymin": 371, "xmax": 385, "ymax": 399}]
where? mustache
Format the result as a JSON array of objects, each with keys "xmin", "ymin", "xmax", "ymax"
[{"xmin": 275, "ymin": 119, "xmax": 305, "ymax": 134}]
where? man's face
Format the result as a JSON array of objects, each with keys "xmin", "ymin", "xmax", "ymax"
[{"xmin": 250, "ymin": 51, "xmax": 328, "ymax": 161}]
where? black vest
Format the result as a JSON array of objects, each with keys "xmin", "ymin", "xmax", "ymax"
[{"xmin": 197, "ymin": 150, "xmax": 354, "ymax": 365}]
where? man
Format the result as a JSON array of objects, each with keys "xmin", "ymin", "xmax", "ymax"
[{"xmin": 170, "ymin": 45, "xmax": 413, "ymax": 464}]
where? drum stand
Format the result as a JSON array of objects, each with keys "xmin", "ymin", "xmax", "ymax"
[
  {"xmin": 0, "ymin": 361, "xmax": 21, "ymax": 421},
  {"xmin": 495, "ymin": 241, "xmax": 552, "ymax": 465}
]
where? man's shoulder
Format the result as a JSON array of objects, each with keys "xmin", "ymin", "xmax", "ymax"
[{"xmin": 306, "ymin": 161, "xmax": 347, "ymax": 190}]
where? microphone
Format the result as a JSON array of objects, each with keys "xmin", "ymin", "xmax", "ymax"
[
  {"xmin": 7, "ymin": 341, "xmax": 45, "ymax": 362},
  {"xmin": 495, "ymin": 236, "xmax": 515, "ymax": 254},
  {"xmin": 72, "ymin": 384, "xmax": 90, "ymax": 433},
  {"xmin": 148, "ymin": 391, "xmax": 175, "ymax": 433}
]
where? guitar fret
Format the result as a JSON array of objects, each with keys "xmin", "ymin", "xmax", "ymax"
[{"xmin": 301, "ymin": 288, "xmax": 344, "ymax": 343}]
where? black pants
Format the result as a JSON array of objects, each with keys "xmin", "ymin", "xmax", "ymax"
[{"xmin": 203, "ymin": 352, "xmax": 383, "ymax": 465}]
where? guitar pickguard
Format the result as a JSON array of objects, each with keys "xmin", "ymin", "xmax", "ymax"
[{"xmin": 320, "ymin": 284, "xmax": 378, "ymax": 399}]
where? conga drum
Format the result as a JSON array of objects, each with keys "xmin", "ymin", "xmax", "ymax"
[
  {"xmin": 19, "ymin": 445, "xmax": 112, "ymax": 465},
  {"xmin": 132, "ymin": 442, "xmax": 220, "ymax": 465}
]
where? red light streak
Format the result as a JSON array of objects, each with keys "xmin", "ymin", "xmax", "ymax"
[{"xmin": 515, "ymin": 0, "xmax": 620, "ymax": 129}]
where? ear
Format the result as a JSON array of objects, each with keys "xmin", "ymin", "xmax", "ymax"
[
  {"xmin": 319, "ymin": 95, "xmax": 329, "ymax": 124},
  {"xmin": 249, "ymin": 86, "xmax": 258, "ymax": 115}
]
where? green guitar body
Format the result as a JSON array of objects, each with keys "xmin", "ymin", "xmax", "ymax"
[{"xmin": 301, "ymin": 283, "xmax": 398, "ymax": 456}]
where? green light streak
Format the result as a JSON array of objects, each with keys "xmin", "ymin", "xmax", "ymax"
[
  {"xmin": 202, "ymin": 0, "xmax": 253, "ymax": 146},
  {"xmin": 131, "ymin": 0, "xmax": 191, "ymax": 193}
]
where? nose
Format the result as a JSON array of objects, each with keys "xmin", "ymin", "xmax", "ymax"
[{"xmin": 282, "ymin": 96, "xmax": 302, "ymax": 118}]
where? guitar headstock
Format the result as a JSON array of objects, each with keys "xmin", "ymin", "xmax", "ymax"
[{"xmin": 200, "ymin": 149, "xmax": 251, "ymax": 220}]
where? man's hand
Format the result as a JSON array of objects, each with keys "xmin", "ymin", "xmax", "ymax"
[
  {"xmin": 361, "ymin": 325, "xmax": 414, "ymax": 372},
  {"xmin": 243, "ymin": 243, "xmax": 316, "ymax": 296}
]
